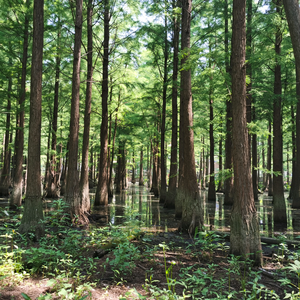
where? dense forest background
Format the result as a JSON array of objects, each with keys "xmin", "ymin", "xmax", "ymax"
[{"xmin": 1, "ymin": 0, "xmax": 300, "ymax": 260}]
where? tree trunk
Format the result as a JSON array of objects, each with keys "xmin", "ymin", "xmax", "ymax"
[
  {"xmin": 79, "ymin": 0, "xmax": 93, "ymax": 213},
  {"xmin": 0, "ymin": 77, "xmax": 12, "ymax": 196},
  {"xmin": 229, "ymin": 0, "xmax": 262, "ymax": 266},
  {"xmin": 273, "ymin": 0, "xmax": 287, "ymax": 225},
  {"xmin": 165, "ymin": 0, "xmax": 179, "ymax": 209},
  {"xmin": 223, "ymin": 0, "xmax": 234, "ymax": 205},
  {"xmin": 208, "ymin": 56, "xmax": 216, "ymax": 201},
  {"xmin": 65, "ymin": 0, "xmax": 88, "ymax": 224},
  {"xmin": 139, "ymin": 148, "xmax": 144, "ymax": 186},
  {"xmin": 132, "ymin": 150, "xmax": 136, "ymax": 184},
  {"xmin": 10, "ymin": 0, "xmax": 30, "ymax": 208},
  {"xmin": 160, "ymin": 13, "xmax": 169, "ymax": 204},
  {"xmin": 19, "ymin": 0, "xmax": 44, "ymax": 238},
  {"xmin": 283, "ymin": 0, "xmax": 300, "ymax": 207},
  {"xmin": 177, "ymin": 0, "xmax": 203, "ymax": 234},
  {"xmin": 108, "ymin": 112, "xmax": 118, "ymax": 197},
  {"xmin": 95, "ymin": 0, "xmax": 109, "ymax": 206},
  {"xmin": 46, "ymin": 29, "xmax": 61, "ymax": 199}
]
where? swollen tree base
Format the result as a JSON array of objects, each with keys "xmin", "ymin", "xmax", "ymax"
[
  {"xmin": 230, "ymin": 209, "xmax": 262, "ymax": 266},
  {"xmin": 19, "ymin": 196, "xmax": 44, "ymax": 240}
]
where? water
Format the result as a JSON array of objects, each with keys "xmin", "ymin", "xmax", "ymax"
[
  {"xmin": 0, "ymin": 185, "xmax": 298, "ymax": 239},
  {"xmin": 91, "ymin": 185, "xmax": 299, "ymax": 240}
]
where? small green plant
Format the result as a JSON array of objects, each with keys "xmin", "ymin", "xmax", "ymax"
[
  {"xmin": 109, "ymin": 240, "xmax": 140, "ymax": 280},
  {"xmin": 279, "ymin": 260, "xmax": 300, "ymax": 299}
]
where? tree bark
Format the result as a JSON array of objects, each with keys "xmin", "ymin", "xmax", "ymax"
[
  {"xmin": 223, "ymin": 0, "xmax": 234, "ymax": 205},
  {"xmin": 139, "ymin": 148, "xmax": 144, "ymax": 186},
  {"xmin": 273, "ymin": 0, "xmax": 287, "ymax": 225},
  {"xmin": 79, "ymin": 0, "xmax": 93, "ymax": 213},
  {"xmin": 95, "ymin": 0, "xmax": 109, "ymax": 206},
  {"xmin": 0, "ymin": 76, "xmax": 12, "ymax": 196},
  {"xmin": 177, "ymin": 0, "xmax": 203, "ymax": 234},
  {"xmin": 19, "ymin": 0, "xmax": 44, "ymax": 238},
  {"xmin": 283, "ymin": 0, "xmax": 300, "ymax": 207},
  {"xmin": 65, "ymin": 0, "xmax": 88, "ymax": 224},
  {"xmin": 229, "ymin": 0, "xmax": 262, "ymax": 266},
  {"xmin": 10, "ymin": 0, "xmax": 30, "ymax": 208},
  {"xmin": 160, "ymin": 13, "xmax": 169, "ymax": 204},
  {"xmin": 165, "ymin": 0, "xmax": 179, "ymax": 208},
  {"xmin": 46, "ymin": 28, "xmax": 61, "ymax": 199}
]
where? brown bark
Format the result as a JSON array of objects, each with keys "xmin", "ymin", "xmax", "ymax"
[
  {"xmin": 139, "ymin": 148, "xmax": 144, "ymax": 186},
  {"xmin": 79, "ymin": 0, "xmax": 93, "ymax": 213},
  {"xmin": 10, "ymin": 0, "xmax": 30, "ymax": 208},
  {"xmin": 272, "ymin": 0, "xmax": 287, "ymax": 225},
  {"xmin": 165, "ymin": 0, "xmax": 179, "ymax": 209},
  {"xmin": 266, "ymin": 122, "xmax": 273, "ymax": 195},
  {"xmin": 208, "ymin": 57, "xmax": 216, "ymax": 201},
  {"xmin": 19, "ymin": 0, "xmax": 44, "ymax": 238},
  {"xmin": 0, "ymin": 77, "xmax": 12, "ymax": 196},
  {"xmin": 151, "ymin": 141, "xmax": 159, "ymax": 197},
  {"xmin": 95, "ymin": 0, "xmax": 109, "ymax": 206},
  {"xmin": 65, "ymin": 0, "xmax": 88, "ymax": 224},
  {"xmin": 177, "ymin": 0, "xmax": 203, "ymax": 234},
  {"xmin": 131, "ymin": 150, "xmax": 136, "ymax": 184},
  {"xmin": 46, "ymin": 29, "xmax": 61, "ymax": 199},
  {"xmin": 223, "ymin": 0, "xmax": 233, "ymax": 205},
  {"xmin": 229, "ymin": 0, "xmax": 262, "ymax": 266},
  {"xmin": 160, "ymin": 13, "xmax": 169, "ymax": 204},
  {"xmin": 283, "ymin": 0, "xmax": 300, "ymax": 207},
  {"xmin": 108, "ymin": 112, "xmax": 118, "ymax": 197}
]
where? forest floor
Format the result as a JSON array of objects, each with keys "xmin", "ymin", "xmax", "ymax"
[{"xmin": 0, "ymin": 200, "xmax": 299, "ymax": 300}]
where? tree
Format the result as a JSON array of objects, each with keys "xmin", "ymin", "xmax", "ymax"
[
  {"xmin": 164, "ymin": 0, "xmax": 179, "ymax": 208},
  {"xmin": 79, "ymin": 0, "xmax": 93, "ymax": 213},
  {"xmin": 177, "ymin": 0, "xmax": 203, "ymax": 234},
  {"xmin": 272, "ymin": 0, "xmax": 287, "ymax": 226},
  {"xmin": 19, "ymin": 0, "xmax": 44, "ymax": 238},
  {"xmin": 65, "ymin": 0, "xmax": 88, "ymax": 224},
  {"xmin": 229, "ymin": 0, "xmax": 262, "ymax": 266},
  {"xmin": 10, "ymin": 0, "xmax": 30, "ymax": 208},
  {"xmin": 283, "ymin": 0, "xmax": 300, "ymax": 208},
  {"xmin": 95, "ymin": 0, "xmax": 110, "ymax": 206}
]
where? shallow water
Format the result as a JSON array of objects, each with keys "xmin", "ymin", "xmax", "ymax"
[
  {"xmin": 0, "ymin": 185, "xmax": 297, "ymax": 239},
  {"xmin": 90, "ymin": 185, "xmax": 299, "ymax": 240}
]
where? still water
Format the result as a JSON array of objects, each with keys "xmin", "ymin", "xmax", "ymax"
[
  {"xmin": 90, "ymin": 185, "xmax": 299, "ymax": 240},
  {"xmin": 0, "ymin": 185, "xmax": 297, "ymax": 239}
]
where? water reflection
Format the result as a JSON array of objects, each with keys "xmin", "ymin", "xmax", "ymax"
[
  {"xmin": 90, "ymin": 185, "xmax": 299, "ymax": 239},
  {"xmin": 0, "ymin": 186, "xmax": 298, "ymax": 239}
]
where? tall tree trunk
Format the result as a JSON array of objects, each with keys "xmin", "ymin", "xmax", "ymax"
[
  {"xmin": 132, "ymin": 149, "xmax": 136, "ymax": 184},
  {"xmin": 79, "ymin": 0, "xmax": 93, "ymax": 213},
  {"xmin": 46, "ymin": 28, "xmax": 61, "ymax": 199},
  {"xmin": 95, "ymin": 0, "xmax": 109, "ymax": 206},
  {"xmin": 273, "ymin": 0, "xmax": 287, "ymax": 225},
  {"xmin": 160, "ymin": 13, "xmax": 169, "ymax": 204},
  {"xmin": 10, "ymin": 0, "xmax": 30, "ymax": 208},
  {"xmin": 266, "ymin": 122, "xmax": 273, "ymax": 195},
  {"xmin": 283, "ymin": 0, "xmax": 300, "ymax": 207},
  {"xmin": 151, "ymin": 140, "xmax": 159, "ymax": 197},
  {"xmin": 165, "ymin": 0, "xmax": 179, "ymax": 208},
  {"xmin": 65, "ymin": 0, "xmax": 87, "ymax": 224},
  {"xmin": 0, "ymin": 76, "xmax": 12, "ymax": 196},
  {"xmin": 208, "ymin": 56, "xmax": 216, "ymax": 201},
  {"xmin": 223, "ymin": 0, "xmax": 234, "ymax": 205},
  {"xmin": 139, "ymin": 147, "xmax": 144, "ymax": 186},
  {"xmin": 108, "ymin": 112, "xmax": 118, "ymax": 197},
  {"xmin": 217, "ymin": 133, "xmax": 224, "ymax": 192},
  {"xmin": 19, "ymin": 0, "xmax": 44, "ymax": 238},
  {"xmin": 230, "ymin": 0, "xmax": 262, "ymax": 266},
  {"xmin": 177, "ymin": 0, "xmax": 203, "ymax": 233}
]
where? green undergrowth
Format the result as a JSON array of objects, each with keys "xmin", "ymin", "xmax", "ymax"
[{"xmin": 0, "ymin": 202, "xmax": 300, "ymax": 299}]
